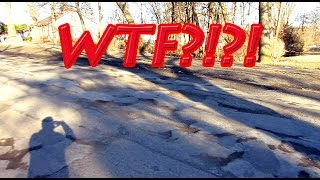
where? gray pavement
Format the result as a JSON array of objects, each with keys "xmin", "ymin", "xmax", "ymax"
[{"xmin": 0, "ymin": 44, "xmax": 320, "ymax": 177}]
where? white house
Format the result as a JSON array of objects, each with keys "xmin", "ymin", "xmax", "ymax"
[{"xmin": 31, "ymin": 10, "xmax": 99, "ymax": 43}]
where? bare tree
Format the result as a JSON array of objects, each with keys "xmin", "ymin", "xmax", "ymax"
[
  {"xmin": 26, "ymin": 2, "xmax": 42, "ymax": 42},
  {"xmin": 116, "ymin": 2, "xmax": 135, "ymax": 24},
  {"xmin": 240, "ymin": 2, "xmax": 246, "ymax": 26},
  {"xmin": 136, "ymin": 2, "xmax": 144, "ymax": 24},
  {"xmin": 116, "ymin": 2, "xmax": 154, "ymax": 54},
  {"xmin": 58, "ymin": 2, "xmax": 70, "ymax": 13},
  {"xmin": 207, "ymin": 2, "xmax": 215, "ymax": 25},
  {"xmin": 231, "ymin": 2, "xmax": 237, "ymax": 24},
  {"xmin": 75, "ymin": 2, "xmax": 86, "ymax": 31},
  {"xmin": 98, "ymin": 2, "xmax": 103, "ymax": 38},
  {"xmin": 218, "ymin": 2, "xmax": 229, "ymax": 23},
  {"xmin": 269, "ymin": 2, "xmax": 295, "ymax": 40},
  {"xmin": 85, "ymin": 2, "xmax": 312, "ymax": 61},
  {"xmin": 191, "ymin": 2, "xmax": 200, "ymax": 26},
  {"xmin": 259, "ymin": 2, "xmax": 272, "ymax": 63},
  {"xmin": 283, "ymin": 3, "xmax": 295, "ymax": 26},
  {"xmin": 274, "ymin": 2, "xmax": 282, "ymax": 40},
  {"xmin": 218, "ymin": 2, "xmax": 233, "ymax": 43},
  {"xmin": 299, "ymin": 14, "xmax": 309, "ymax": 33},
  {"xmin": 148, "ymin": 2, "xmax": 162, "ymax": 24},
  {"xmin": 27, "ymin": 3, "xmax": 39, "ymax": 24},
  {"xmin": 50, "ymin": 2, "xmax": 58, "ymax": 44},
  {"xmin": 58, "ymin": 2, "xmax": 93, "ymax": 32},
  {"xmin": 171, "ymin": 2, "xmax": 176, "ymax": 23}
]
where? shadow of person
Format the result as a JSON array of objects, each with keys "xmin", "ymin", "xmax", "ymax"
[{"xmin": 28, "ymin": 117, "xmax": 76, "ymax": 178}]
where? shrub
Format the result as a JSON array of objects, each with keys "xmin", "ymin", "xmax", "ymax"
[
  {"xmin": 108, "ymin": 37, "xmax": 126, "ymax": 52},
  {"xmin": 0, "ymin": 21, "xmax": 6, "ymax": 34},
  {"xmin": 281, "ymin": 26, "xmax": 304, "ymax": 56},
  {"xmin": 14, "ymin": 24, "xmax": 27, "ymax": 32},
  {"xmin": 23, "ymin": 36, "xmax": 32, "ymax": 42}
]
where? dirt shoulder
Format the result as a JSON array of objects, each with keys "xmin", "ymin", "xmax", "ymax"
[{"xmin": 1, "ymin": 43, "xmax": 319, "ymax": 95}]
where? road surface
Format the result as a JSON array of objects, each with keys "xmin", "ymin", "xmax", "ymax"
[{"xmin": 0, "ymin": 44, "xmax": 319, "ymax": 177}]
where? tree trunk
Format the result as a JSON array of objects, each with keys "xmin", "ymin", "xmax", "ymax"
[
  {"xmin": 75, "ymin": 2, "xmax": 86, "ymax": 31},
  {"xmin": 171, "ymin": 2, "xmax": 176, "ymax": 23},
  {"xmin": 205, "ymin": 2, "xmax": 214, "ymax": 51},
  {"xmin": 258, "ymin": 2, "xmax": 272, "ymax": 63},
  {"xmin": 172, "ymin": 2, "xmax": 182, "ymax": 55},
  {"xmin": 240, "ymin": 2, "xmax": 245, "ymax": 26},
  {"xmin": 208, "ymin": 2, "xmax": 214, "ymax": 25},
  {"xmin": 184, "ymin": 2, "xmax": 189, "ymax": 23},
  {"xmin": 219, "ymin": 2, "xmax": 231, "ymax": 43},
  {"xmin": 98, "ymin": 2, "xmax": 103, "ymax": 38},
  {"xmin": 116, "ymin": 2, "xmax": 135, "ymax": 24},
  {"xmin": 6, "ymin": 2, "xmax": 17, "ymax": 41},
  {"xmin": 275, "ymin": 2, "xmax": 282, "ymax": 40},
  {"xmin": 116, "ymin": 2, "xmax": 151, "ymax": 55},
  {"xmin": 27, "ymin": 3, "xmax": 38, "ymax": 24},
  {"xmin": 149, "ymin": 2, "xmax": 161, "ymax": 24},
  {"xmin": 138, "ymin": 3, "xmax": 144, "ymax": 24},
  {"xmin": 232, "ymin": 2, "xmax": 237, "ymax": 24},
  {"xmin": 50, "ymin": 2, "xmax": 58, "ymax": 44},
  {"xmin": 218, "ymin": 2, "xmax": 229, "ymax": 23},
  {"xmin": 285, "ymin": 3, "xmax": 294, "ymax": 26},
  {"xmin": 267, "ymin": 2, "xmax": 273, "ymax": 39},
  {"xmin": 191, "ymin": 2, "xmax": 200, "ymax": 26},
  {"xmin": 190, "ymin": 2, "xmax": 200, "ymax": 56}
]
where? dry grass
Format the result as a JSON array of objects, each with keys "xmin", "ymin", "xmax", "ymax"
[{"xmin": 263, "ymin": 54, "xmax": 320, "ymax": 70}]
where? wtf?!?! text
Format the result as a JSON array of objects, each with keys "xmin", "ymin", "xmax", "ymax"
[{"xmin": 58, "ymin": 23, "xmax": 263, "ymax": 69}]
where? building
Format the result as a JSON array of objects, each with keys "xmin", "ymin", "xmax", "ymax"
[{"xmin": 31, "ymin": 10, "xmax": 99, "ymax": 43}]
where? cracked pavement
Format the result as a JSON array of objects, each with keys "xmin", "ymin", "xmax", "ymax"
[{"xmin": 0, "ymin": 44, "xmax": 319, "ymax": 178}]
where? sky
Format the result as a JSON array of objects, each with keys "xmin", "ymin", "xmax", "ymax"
[{"xmin": 0, "ymin": 2, "xmax": 319, "ymax": 27}]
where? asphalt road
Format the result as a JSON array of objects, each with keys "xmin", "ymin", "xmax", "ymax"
[{"xmin": 0, "ymin": 44, "xmax": 319, "ymax": 177}]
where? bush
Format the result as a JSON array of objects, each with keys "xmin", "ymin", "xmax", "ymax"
[
  {"xmin": 138, "ymin": 39, "xmax": 154, "ymax": 55},
  {"xmin": 15, "ymin": 24, "xmax": 27, "ymax": 32},
  {"xmin": 108, "ymin": 37, "xmax": 126, "ymax": 52},
  {"xmin": 281, "ymin": 26, "xmax": 304, "ymax": 56},
  {"xmin": 23, "ymin": 36, "xmax": 32, "ymax": 42},
  {"xmin": 0, "ymin": 21, "xmax": 6, "ymax": 34}
]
